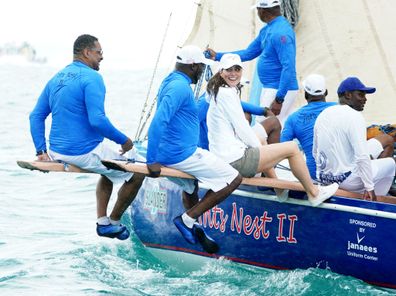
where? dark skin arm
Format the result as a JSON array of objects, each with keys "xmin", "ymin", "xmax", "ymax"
[
  {"xmin": 37, "ymin": 152, "xmax": 51, "ymax": 161},
  {"xmin": 269, "ymin": 100, "xmax": 282, "ymax": 116},
  {"xmin": 362, "ymin": 190, "xmax": 377, "ymax": 201},
  {"xmin": 119, "ymin": 138, "xmax": 133, "ymax": 155}
]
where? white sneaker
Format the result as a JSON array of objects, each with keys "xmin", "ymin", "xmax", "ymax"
[
  {"xmin": 309, "ymin": 183, "xmax": 339, "ymax": 207},
  {"xmin": 276, "ymin": 189, "xmax": 289, "ymax": 202}
]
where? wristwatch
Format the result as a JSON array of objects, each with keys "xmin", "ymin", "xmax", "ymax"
[
  {"xmin": 36, "ymin": 150, "xmax": 47, "ymax": 156},
  {"xmin": 275, "ymin": 97, "xmax": 284, "ymax": 104},
  {"xmin": 263, "ymin": 107, "xmax": 270, "ymax": 117}
]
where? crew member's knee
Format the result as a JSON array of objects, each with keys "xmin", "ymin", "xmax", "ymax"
[
  {"xmin": 262, "ymin": 116, "xmax": 281, "ymax": 132},
  {"xmin": 288, "ymin": 141, "xmax": 299, "ymax": 152},
  {"xmin": 270, "ymin": 116, "xmax": 282, "ymax": 131},
  {"xmin": 376, "ymin": 133, "xmax": 394, "ymax": 147}
]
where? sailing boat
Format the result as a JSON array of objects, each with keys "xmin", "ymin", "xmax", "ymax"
[
  {"xmin": 17, "ymin": 0, "xmax": 396, "ymax": 289},
  {"xmin": 115, "ymin": 0, "xmax": 396, "ymax": 290}
]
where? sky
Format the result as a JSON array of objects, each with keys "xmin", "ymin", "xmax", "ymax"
[{"xmin": 0, "ymin": 0, "xmax": 198, "ymax": 70}]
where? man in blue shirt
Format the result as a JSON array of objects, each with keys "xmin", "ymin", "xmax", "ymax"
[
  {"xmin": 29, "ymin": 34, "xmax": 144, "ymax": 240},
  {"xmin": 281, "ymin": 74, "xmax": 336, "ymax": 180},
  {"xmin": 207, "ymin": 0, "xmax": 298, "ymax": 125},
  {"xmin": 146, "ymin": 45, "xmax": 242, "ymax": 253}
]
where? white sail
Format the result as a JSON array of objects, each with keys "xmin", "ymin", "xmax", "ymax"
[
  {"xmin": 184, "ymin": 0, "xmax": 259, "ymax": 95},
  {"xmin": 185, "ymin": 0, "xmax": 396, "ymax": 124},
  {"xmin": 296, "ymin": 0, "xmax": 396, "ymax": 124}
]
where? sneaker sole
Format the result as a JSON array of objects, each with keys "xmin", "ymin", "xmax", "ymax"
[
  {"xmin": 194, "ymin": 227, "xmax": 219, "ymax": 254},
  {"xmin": 116, "ymin": 229, "xmax": 130, "ymax": 240},
  {"xmin": 97, "ymin": 225, "xmax": 127, "ymax": 239}
]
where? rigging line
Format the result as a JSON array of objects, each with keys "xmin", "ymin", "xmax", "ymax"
[
  {"xmin": 166, "ymin": 1, "xmax": 203, "ymax": 73},
  {"xmin": 138, "ymin": 99, "xmax": 157, "ymax": 142},
  {"xmin": 134, "ymin": 12, "xmax": 173, "ymax": 141},
  {"xmin": 193, "ymin": 48, "xmax": 213, "ymax": 100},
  {"xmin": 139, "ymin": 1, "xmax": 205, "ymax": 142}
]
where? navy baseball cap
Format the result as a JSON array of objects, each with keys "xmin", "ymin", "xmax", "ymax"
[{"xmin": 337, "ymin": 77, "xmax": 376, "ymax": 94}]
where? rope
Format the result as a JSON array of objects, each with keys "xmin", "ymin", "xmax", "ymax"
[
  {"xmin": 281, "ymin": 0, "xmax": 299, "ymax": 28},
  {"xmin": 113, "ymin": 158, "xmax": 147, "ymax": 164},
  {"xmin": 135, "ymin": 98, "xmax": 157, "ymax": 142},
  {"xmin": 134, "ymin": 12, "xmax": 173, "ymax": 141},
  {"xmin": 275, "ymin": 163, "xmax": 291, "ymax": 171},
  {"xmin": 194, "ymin": 66, "xmax": 206, "ymax": 99},
  {"xmin": 193, "ymin": 49, "xmax": 213, "ymax": 99}
]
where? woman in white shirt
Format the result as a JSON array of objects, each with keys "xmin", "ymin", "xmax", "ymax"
[{"xmin": 206, "ymin": 53, "xmax": 338, "ymax": 206}]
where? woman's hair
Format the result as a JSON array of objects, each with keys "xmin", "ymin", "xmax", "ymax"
[{"xmin": 206, "ymin": 71, "xmax": 242, "ymax": 102}]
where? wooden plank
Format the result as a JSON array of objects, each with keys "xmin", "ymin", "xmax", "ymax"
[
  {"xmin": 101, "ymin": 160, "xmax": 396, "ymax": 204},
  {"xmin": 101, "ymin": 160, "xmax": 340, "ymax": 191},
  {"xmin": 16, "ymin": 160, "xmax": 92, "ymax": 173},
  {"xmin": 17, "ymin": 159, "xmax": 396, "ymax": 205},
  {"xmin": 99, "ymin": 160, "xmax": 357, "ymax": 199}
]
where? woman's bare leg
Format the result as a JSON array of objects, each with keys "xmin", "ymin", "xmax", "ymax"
[{"xmin": 256, "ymin": 141, "xmax": 319, "ymax": 198}]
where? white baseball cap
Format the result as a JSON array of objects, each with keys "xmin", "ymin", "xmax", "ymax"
[
  {"xmin": 302, "ymin": 74, "xmax": 326, "ymax": 96},
  {"xmin": 255, "ymin": 0, "xmax": 281, "ymax": 9},
  {"xmin": 176, "ymin": 45, "xmax": 214, "ymax": 65},
  {"xmin": 219, "ymin": 53, "xmax": 243, "ymax": 70}
]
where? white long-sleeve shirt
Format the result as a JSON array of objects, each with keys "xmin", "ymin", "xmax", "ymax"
[
  {"xmin": 207, "ymin": 86, "xmax": 261, "ymax": 163},
  {"xmin": 313, "ymin": 104, "xmax": 374, "ymax": 191}
]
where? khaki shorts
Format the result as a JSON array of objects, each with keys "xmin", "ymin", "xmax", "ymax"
[{"xmin": 230, "ymin": 147, "xmax": 260, "ymax": 177}]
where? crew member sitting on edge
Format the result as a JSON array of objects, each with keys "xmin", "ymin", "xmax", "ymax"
[{"xmin": 146, "ymin": 45, "xmax": 242, "ymax": 253}]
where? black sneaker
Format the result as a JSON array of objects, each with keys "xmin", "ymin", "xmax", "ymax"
[{"xmin": 193, "ymin": 223, "xmax": 219, "ymax": 254}]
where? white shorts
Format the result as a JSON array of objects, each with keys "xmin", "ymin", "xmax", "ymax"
[
  {"xmin": 256, "ymin": 88, "xmax": 298, "ymax": 126},
  {"xmin": 340, "ymin": 158, "xmax": 395, "ymax": 195},
  {"xmin": 367, "ymin": 138, "xmax": 384, "ymax": 159},
  {"xmin": 49, "ymin": 142, "xmax": 137, "ymax": 184},
  {"xmin": 167, "ymin": 148, "xmax": 239, "ymax": 194}
]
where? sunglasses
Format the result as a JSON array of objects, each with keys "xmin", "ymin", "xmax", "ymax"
[{"xmin": 90, "ymin": 48, "xmax": 103, "ymax": 55}]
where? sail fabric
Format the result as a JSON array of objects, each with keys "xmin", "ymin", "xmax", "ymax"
[{"xmin": 185, "ymin": 0, "xmax": 396, "ymax": 124}]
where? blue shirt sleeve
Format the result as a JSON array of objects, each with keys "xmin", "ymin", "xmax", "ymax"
[
  {"xmin": 197, "ymin": 94, "xmax": 210, "ymax": 149},
  {"xmin": 29, "ymin": 84, "xmax": 51, "ymax": 152},
  {"xmin": 272, "ymin": 32, "xmax": 296, "ymax": 99},
  {"xmin": 146, "ymin": 82, "xmax": 185, "ymax": 164},
  {"xmin": 84, "ymin": 74, "xmax": 128, "ymax": 145},
  {"xmin": 241, "ymin": 101, "xmax": 264, "ymax": 116},
  {"xmin": 280, "ymin": 114, "xmax": 295, "ymax": 142}
]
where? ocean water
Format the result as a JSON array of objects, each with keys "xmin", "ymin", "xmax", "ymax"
[{"xmin": 1, "ymin": 63, "xmax": 395, "ymax": 296}]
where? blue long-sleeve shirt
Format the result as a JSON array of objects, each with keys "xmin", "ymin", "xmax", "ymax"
[
  {"xmin": 146, "ymin": 71, "xmax": 199, "ymax": 165},
  {"xmin": 29, "ymin": 61, "xmax": 128, "ymax": 156},
  {"xmin": 216, "ymin": 16, "xmax": 298, "ymax": 99},
  {"xmin": 281, "ymin": 101, "xmax": 337, "ymax": 179},
  {"xmin": 197, "ymin": 93, "xmax": 265, "ymax": 149}
]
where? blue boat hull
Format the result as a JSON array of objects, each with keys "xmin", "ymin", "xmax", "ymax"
[{"xmin": 131, "ymin": 178, "xmax": 396, "ymax": 289}]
